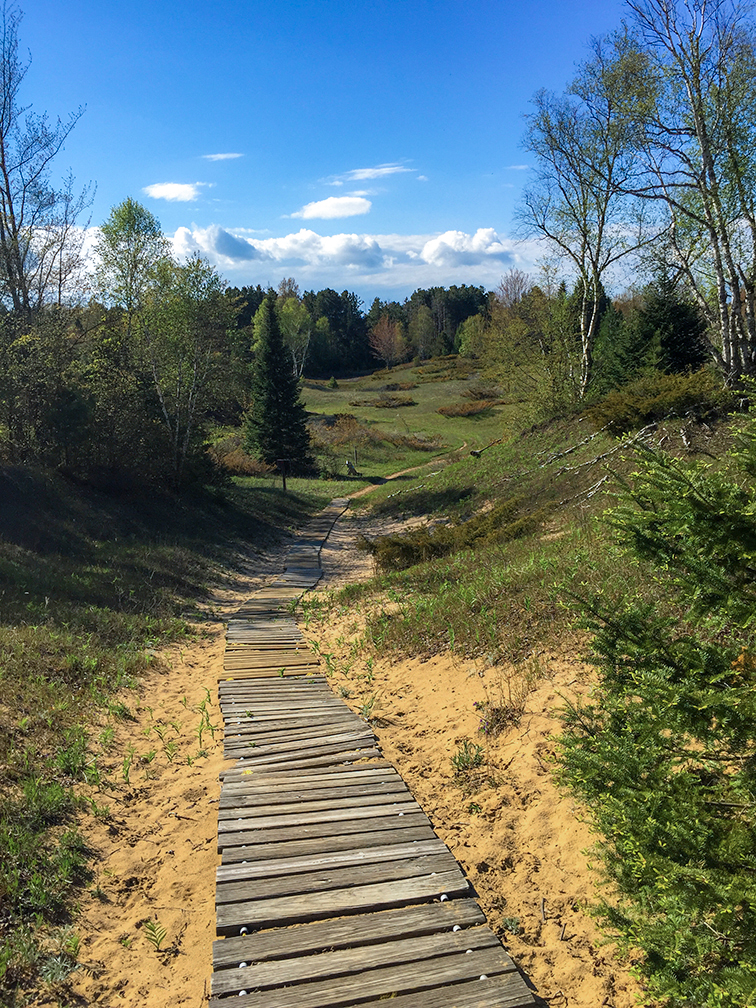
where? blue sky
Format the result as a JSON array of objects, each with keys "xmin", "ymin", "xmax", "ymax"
[{"xmin": 23, "ymin": 0, "xmax": 627, "ymax": 303}]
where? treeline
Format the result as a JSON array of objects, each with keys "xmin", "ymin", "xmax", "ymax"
[
  {"xmin": 0, "ymin": 191, "xmax": 490, "ymax": 489},
  {"xmin": 228, "ymin": 280, "xmax": 489, "ymax": 376}
]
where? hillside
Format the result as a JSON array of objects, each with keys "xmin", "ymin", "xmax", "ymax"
[{"xmin": 2, "ymin": 367, "xmax": 754, "ymax": 1007}]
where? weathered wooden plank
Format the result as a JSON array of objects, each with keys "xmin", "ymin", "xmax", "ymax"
[
  {"xmin": 217, "ymin": 812, "xmax": 432, "ymax": 854},
  {"xmin": 220, "ymin": 701, "xmax": 348, "ymax": 717},
  {"xmin": 219, "ymin": 782, "xmax": 406, "ymax": 810},
  {"xmin": 217, "ymin": 798, "xmax": 421, "ymax": 831},
  {"xmin": 215, "ymin": 869, "xmax": 470, "ymax": 933},
  {"xmin": 218, "ymin": 790, "xmax": 412, "ymax": 823},
  {"xmin": 227, "ymin": 748, "xmax": 384, "ymax": 772},
  {"xmin": 223, "ymin": 713, "xmax": 363, "ymax": 732},
  {"xmin": 221, "ymin": 762, "xmax": 395, "ymax": 786},
  {"xmin": 219, "ymin": 779, "xmax": 407, "ymax": 807},
  {"xmin": 209, "ymin": 947, "xmax": 514, "ymax": 1006},
  {"xmin": 222, "ymin": 708, "xmax": 353, "ymax": 727},
  {"xmin": 334, "ymin": 974, "xmax": 536, "ymax": 1008},
  {"xmin": 223, "ymin": 720, "xmax": 367, "ymax": 745},
  {"xmin": 219, "ymin": 824, "xmax": 438, "ymax": 865},
  {"xmin": 212, "ymin": 900, "xmax": 486, "ymax": 969},
  {"xmin": 216, "ymin": 838, "xmax": 451, "ymax": 883},
  {"xmin": 225, "ymin": 742, "xmax": 383, "ymax": 768},
  {"xmin": 227, "ymin": 754, "xmax": 385, "ymax": 775},
  {"xmin": 223, "ymin": 729, "xmax": 376, "ymax": 760},
  {"xmin": 212, "ymin": 926, "xmax": 502, "ymax": 996},
  {"xmin": 221, "ymin": 685, "xmax": 330, "ymax": 695},
  {"xmin": 219, "ymin": 669, "xmax": 320, "ymax": 680},
  {"xmin": 215, "ymin": 852, "xmax": 462, "ymax": 907},
  {"xmin": 220, "ymin": 769, "xmax": 402, "ymax": 795}
]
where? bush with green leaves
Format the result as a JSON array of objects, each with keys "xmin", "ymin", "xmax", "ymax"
[
  {"xmin": 359, "ymin": 495, "xmax": 545, "ymax": 572},
  {"xmin": 558, "ymin": 421, "xmax": 756, "ymax": 1007},
  {"xmin": 583, "ymin": 368, "xmax": 738, "ymax": 435}
]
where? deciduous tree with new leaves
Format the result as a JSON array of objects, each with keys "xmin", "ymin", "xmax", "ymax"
[{"xmin": 368, "ymin": 315, "xmax": 408, "ymax": 368}]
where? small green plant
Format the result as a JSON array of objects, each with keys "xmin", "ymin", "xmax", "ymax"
[
  {"xmin": 164, "ymin": 740, "xmax": 178, "ymax": 763},
  {"xmin": 467, "ymin": 802, "xmax": 483, "ymax": 815},
  {"xmin": 451, "ymin": 739, "xmax": 484, "ymax": 774},
  {"xmin": 358, "ymin": 695, "xmax": 377, "ymax": 720},
  {"xmin": 142, "ymin": 919, "xmax": 167, "ymax": 951},
  {"xmin": 122, "ymin": 745, "xmax": 135, "ymax": 783},
  {"xmin": 84, "ymin": 796, "xmax": 110, "ymax": 818},
  {"xmin": 500, "ymin": 917, "xmax": 521, "ymax": 935}
]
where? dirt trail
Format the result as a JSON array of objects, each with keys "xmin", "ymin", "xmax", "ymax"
[{"xmin": 49, "ymin": 504, "xmax": 641, "ymax": 1008}]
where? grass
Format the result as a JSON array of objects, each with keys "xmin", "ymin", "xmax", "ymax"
[
  {"xmin": 0, "ymin": 465, "xmax": 330, "ymax": 1002},
  {"xmin": 300, "ymin": 410, "xmax": 732, "ymax": 673},
  {"xmin": 301, "ymin": 356, "xmax": 515, "ymax": 456}
]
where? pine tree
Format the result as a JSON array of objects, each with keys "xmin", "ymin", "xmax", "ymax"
[
  {"xmin": 244, "ymin": 295, "xmax": 314, "ymax": 473},
  {"xmin": 636, "ymin": 273, "xmax": 709, "ymax": 374}
]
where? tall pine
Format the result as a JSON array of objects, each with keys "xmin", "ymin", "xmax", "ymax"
[{"xmin": 244, "ymin": 295, "xmax": 314, "ymax": 473}]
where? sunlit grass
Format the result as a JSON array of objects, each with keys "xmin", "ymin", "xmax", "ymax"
[{"xmin": 0, "ymin": 467, "xmax": 326, "ymax": 1001}]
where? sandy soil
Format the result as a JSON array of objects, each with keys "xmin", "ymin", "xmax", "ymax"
[
  {"xmin": 41, "ymin": 506, "xmax": 644, "ymax": 1008},
  {"xmin": 304, "ymin": 512, "xmax": 645, "ymax": 1008}
]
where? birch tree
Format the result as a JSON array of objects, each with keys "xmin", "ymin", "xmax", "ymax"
[
  {"xmin": 0, "ymin": 3, "xmax": 91, "ymax": 315},
  {"xmin": 623, "ymin": 0, "xmax": 756, "ymax": 379},
  {"xmin": 520, "ymin": 33, "xmax": 661, "ymax": 397}
]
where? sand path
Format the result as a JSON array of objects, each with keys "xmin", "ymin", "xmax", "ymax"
[{"xmin": 50, "ymin": 503, "xmax": 641, "ymax": 1008}]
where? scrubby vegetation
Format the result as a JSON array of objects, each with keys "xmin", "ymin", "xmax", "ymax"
[
  {"xmin": 304, "ymin": 397, "xmax": 756, "ymax": 1006},
  {"xmin": 0, "ymin": 470, "xmax": 328, "ymax": 1000}
]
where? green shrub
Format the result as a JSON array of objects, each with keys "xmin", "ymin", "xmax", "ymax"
[
  {"xmin": 583, "ymin": 368, "xmax": 738, "ymax": 434},
  {"xmin": 558, "ymin": 420, "xmax": 756, "ymax": 1006},
  {"xmin": 359, "ymin": 496, "xmax": 545, "ymax": 571},
  {"xmin": 451, "ymin": 739, "xmax": 484, "ymax": 774},
  {"xmin": 437, "ymin": 400, "xmax": 500, "ymax": 417},
  {"xmin": 348, "ymin": 394, "xmax": 417, "ymax": 409}
]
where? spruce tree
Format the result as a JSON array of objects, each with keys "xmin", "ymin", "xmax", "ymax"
[
  {"xmin": 244, "ymin": 294, "xmax": 314, "ymax": 473},
  {"xmin": 636, "ymin": 273, "xmax": 709, "ymax": 374}
]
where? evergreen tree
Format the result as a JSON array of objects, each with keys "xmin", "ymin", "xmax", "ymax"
[
  {"xmin": 559, "ymin": 429, "xmax": 756, "ymax": 1006},
  {"xmin": 244, "ymin": 295, "xmax": 314, "ymax": 473},
  {"xmin": 636, "ymin": 273, "xmax": 709, "ymax": 374},
  {"xmin": 590, "ymin": 302, "xmax": 657, "ymax": 397}
]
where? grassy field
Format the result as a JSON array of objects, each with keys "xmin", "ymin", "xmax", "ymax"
[
  {"xmin": 0, "ymin": 469, "xmax": 333, "ymax": 1000},
  {"xmin": 301, "ymin": 358, "xmax": 519, "ymax": 462}
]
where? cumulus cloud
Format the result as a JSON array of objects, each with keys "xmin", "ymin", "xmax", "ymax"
[
  {"xmin": 144, "ymin": 182, "xmax": 203, "ymax": 202},
  {"xmin": 420, "ymin": 228, "xmax": 511, "ymax": 268},
  {"xmin": 169, "ymin": 224, "xmax": 539, "ymax": 294},
  {"xmin": 203, "ymin": 153, "xmax": 243, "ymax": 160},
  {"xmin": 289, "ymin": 196, "xmax": 372, "ymax": 219}
]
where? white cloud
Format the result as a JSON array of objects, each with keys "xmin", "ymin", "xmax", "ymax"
[
  {"xmin": 420, "ymin": 228, "xmax": 511, "ymax": 268},
  {"xmin": 289, "ymin": 196, "xmax": 372, "ymax": 220},
  {"xmin": 170, "ymin": 223, "xmax": 542, "ymax": 294},
  {"xmin": 144, "ymin": 182, "xmax": 203, "ymax": 202},
  {"xmin": 505, "ymin": 164, "xmax": 530, "ymax": 170},
  {"xmin": 203, "ymin": 153, "xmax": 243, "ymax": 161},
  {"xmin": 343, "ymin": 165, "xmax": 413, "ymax": 181},
  {"xmin": 417, "ymin": 175, "xmax": 429, "ymax": 181}
]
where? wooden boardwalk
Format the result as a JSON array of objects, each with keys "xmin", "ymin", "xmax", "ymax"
[{"xmin": 211, "ymin": 500, "xmax": 537, "ymax": 1007}]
